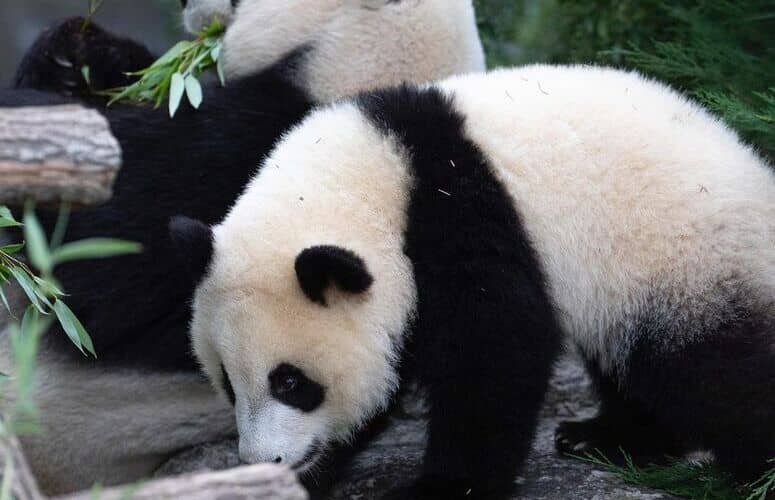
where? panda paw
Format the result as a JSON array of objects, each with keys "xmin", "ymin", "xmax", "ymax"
[
  {"xmin": 13, "ymin": 17, "xmax": 154, "ymax": 103},
  {"xmin": 555, "ymin": 418, "xmax": 607, "ymax": 456},
  {"xmin": 556, "ymin": 416, "xmax": 680, "ymax": 463}
]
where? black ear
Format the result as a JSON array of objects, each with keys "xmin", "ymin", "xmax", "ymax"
[
  {"xmin": 168, "ymin": 216, "xmax": 213, "ymax": 284},
  {"xmin": 294, "ymin": 246, "xmax": 373, "ymax": 306}
]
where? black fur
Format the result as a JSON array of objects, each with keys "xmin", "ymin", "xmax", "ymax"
[
  {"xmin": 268, "ymin": 363, "xmax": 326, "ymax": 413},
  {"xmin": 359, "ymin": 86, "xmax": 563, "ymax": 499},
  {"xmin": 168, "ymin": 216, "xmax": 214, "ymax": 286},
  {"xmin": 557, "ymin": 293, "xmax": 775, "ymax": 482},
  {"xmin": 295, "ymin": 246, "xmax": 374, "ymax": 306},
  {"xmin": 4, "ymin": 19, "xmax": 313, "ymax": 371},
  {"xmin": 221, "ymin": 364, "xmax": 236, "ymax": 406},
  {"xmin": 12, "ymin": 17, "xmax": 155, "ymax": 105}
]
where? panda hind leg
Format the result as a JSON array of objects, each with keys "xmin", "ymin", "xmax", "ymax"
[
  {"xmin": 619, "ymin": 307, "xmax": 775, "ymax": 482},
  {"xmin": 555, "ymin": 357, "xmax": 683, "ymax": 465}
]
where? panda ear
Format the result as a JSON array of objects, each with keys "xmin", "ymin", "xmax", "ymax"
[
  {"xmin": 294, "ymin": 246, "xmax": 373, "ymax": 306},
  {"xmin": 168, "ymin": 216, "xmax": 214, "ymax": 284}
]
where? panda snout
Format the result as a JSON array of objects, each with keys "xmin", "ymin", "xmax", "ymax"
[{"xmin": 238, "ymin": 439, "xmax": 286, "ymax": 465}]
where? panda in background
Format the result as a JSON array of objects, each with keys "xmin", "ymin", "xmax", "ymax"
[
  {"xmin": 0, "ymin": 0, "xmax": 485, "ymax": 494},
  {"xmin": 173, "ymin": 65, "xmax": 775, "ymax": 499}
]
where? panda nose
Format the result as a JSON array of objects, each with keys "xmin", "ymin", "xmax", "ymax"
[{"xmin": 273, "ymin": 456, "xmax": 282, "ymax": 464}]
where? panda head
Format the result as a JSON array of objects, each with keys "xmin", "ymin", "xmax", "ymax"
[
  {"xmin": 169, "ymin": 202, "xmax": 412, "ymax": 472},
  {"xmin": 181, "ymin": 0, "xmax": 486, "ymax": 102},
  {"xmin": 181, "ymin": 0, "xmax": 237, "ymax": 34}
]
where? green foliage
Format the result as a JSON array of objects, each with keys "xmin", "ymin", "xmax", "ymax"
[
  {"xmin": 578, "ymin": 450, "xmax": 775, "ymax": 500},
  {"xmin": 105, "ymin": 20, "xmax": 226, "ymax": 117},
  {"xmin": 1, "ymin": 203, "xmax": 141, "ymax": 497},
  {"xmin": 475, "ymin": 0, "xmax": 775, "ymax": 158},
  {"xmin": 0, "ymin": 205, "xmax": 141, "ymax": 359}
]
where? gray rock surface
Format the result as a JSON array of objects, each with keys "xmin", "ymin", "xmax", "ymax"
[{"xmin": 157, "ymin": 356, "xmax": 674, "ymax": 499}]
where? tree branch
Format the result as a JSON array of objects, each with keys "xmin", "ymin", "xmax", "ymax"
[
  {"xmin": 0, "ymin": 105, "xmax": 121, "ymax": 207},
  {"xmin": 56, "ymin": 464, "xmax": 308, "ymax": 500}
]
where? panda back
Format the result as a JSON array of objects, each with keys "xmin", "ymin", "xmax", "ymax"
[{"xmin": 439, "ymin": 66, "xmax": 775, "ymax": 360}]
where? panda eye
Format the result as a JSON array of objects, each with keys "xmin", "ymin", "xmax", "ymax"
[
  {"xmin": 276, "ymin": 375, "xmax": 298, "ymax": 394},
  {"xmin": 268, "ymin": 363, "xmax": 325, "ymax": 412}
]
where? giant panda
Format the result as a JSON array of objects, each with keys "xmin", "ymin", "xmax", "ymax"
[
  {"xmin": 0, "ymin": 0, "xmax": 485, "ymax": 494},
  {"xmin": 172, "ymin": 65, "xmax": 775, "ymax": 499}
]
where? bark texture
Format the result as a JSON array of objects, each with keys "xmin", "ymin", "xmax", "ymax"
[
  {"xmin": 56, "ymin": 464, "xmax": 308, "ymax": 500},
  {"xmin": 0, "ymin": 105, "xmax": 121, "ymax": 207}
]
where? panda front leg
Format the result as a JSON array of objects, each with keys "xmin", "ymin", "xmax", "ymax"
[
  {"xmin": 384, "ymin": 271, "xmax": 562, "ymax": 499},
  {"xmin": 13, "ymin": 17, "xmax": 155, "ymax": 105}
]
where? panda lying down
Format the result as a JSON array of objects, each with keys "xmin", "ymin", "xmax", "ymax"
[{"xmin": 170, "ymin": 66, "xmax": 775, "ymax": 499}]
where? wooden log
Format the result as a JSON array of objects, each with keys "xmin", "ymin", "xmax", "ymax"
[
  {"xmin": 57, "ymin": 464, "xmax": 308, "ymax": 500},
  {"xmin": 0, "ymin": 105, "xmax": 121, "ymax": 207},
  {"xmin": 0, "ymin": 435, "xmax": 46, "ymax": 500}
]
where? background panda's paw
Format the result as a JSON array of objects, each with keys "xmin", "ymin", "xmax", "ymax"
[{"xmin": 13, "ymin": 17, "xmax": 154, "ymax": 103}]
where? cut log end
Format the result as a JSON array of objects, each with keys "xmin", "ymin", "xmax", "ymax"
[{"xmin": 0, "ymin": 105, "xmax": 121, "ymax": 207}]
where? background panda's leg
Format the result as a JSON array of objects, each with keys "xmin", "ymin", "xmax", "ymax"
[
  {"xmin": 555, "ymin": 356, "xmax": 683, "ymax": 463},
  {"xmin": 18, "ymin": 361, "xmax": 236, "ymax": 494},
  {"xmin": 13, "ymin": 17, "xmax": 155, "ymax": 104}
]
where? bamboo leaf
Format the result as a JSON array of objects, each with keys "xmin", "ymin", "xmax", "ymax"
[
  {"xmin": 0, "ymin": 206, "xmax": 20, "ymax": 228},
  {"xmin": 53, "ymin": 300, "xmax": 95, "ymax": 356},
  {"xmin": 210, "ymin": 43, "xmax": 222, "ymax": 62},
  {"xmin": 184, "ymin": 75, "xmax": 203, "ymax": 109},
  {"xmin": 23, "ymin": 208, "xmax": 51, "ymax": 274},
  {"xmin": 217, "ymin": 56, "xmax": 226, "ymax": 86},
  {"xmin": 52, "ymin": 238, "xmax": 141, "ymax": 265},
  {"xmin": 169, "ymin": 72, "xmax": 186, "ymax": 117},
  {"xmin": 0, "ymin": 243, "xmax": 24, "ymax": 255},
  {"xmin": 0, "ymin": 285, "xmax": 11, "ymax": 313},
  {"xmin": 9, "ymin": 268, "xmax": 44, "ymax": 313}
]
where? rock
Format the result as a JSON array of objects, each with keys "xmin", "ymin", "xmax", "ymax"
[{"xmin": 157, "ymin": 356, "xmax": 675, "ymax": 499}]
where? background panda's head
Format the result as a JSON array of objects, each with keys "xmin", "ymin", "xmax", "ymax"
[
  {"xmin": 171, "ymin": 103, "xmax": 418, "ymax": 471},
  {"xmin": 181, "ymin": 0, "xmax": 236, "ymax": 34},
  {"xmin": 182, "ymin": 0, "xmax": 486, "ymax": 102}
]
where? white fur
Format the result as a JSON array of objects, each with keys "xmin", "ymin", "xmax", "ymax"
[
  {"xmin": 191, "ymin": 103, "xmax": 417, "ymax": 468},
  {"xmin": 1, "ymin": 1, "xmax": 487, "ymax": 493},
  {"xmin": 218, "ymin": 0, "xmax": 485, "ymax": 101},
  {"xmin": 437, "ymin": 66, "xmax": 774, "ymax": 370},
  {"xmin": 196, "ymin": 65, "xmax": 774, "ymax": 466}
]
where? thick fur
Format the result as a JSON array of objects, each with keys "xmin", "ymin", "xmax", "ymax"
[
  {"xmin": 440, "ymin": 66, "xmax": 774, "ymax": 481},
  {"xmin": 12, "ymin": 17, "xmax": 155, "ymax": 105},
  {"xmin": 191, "ymin": 66, "xmax": 774, "ymax": 498},
  {"xmin": 359, "ymin": 86, "xmax": 562, "ymax": 498},
  {"xmin": 1, "ymin": 0, "xmax": 487, "ymax": 493},
  {"xmin": 221, "ymin": 0, "xmax": 485, "ymax": 101}
]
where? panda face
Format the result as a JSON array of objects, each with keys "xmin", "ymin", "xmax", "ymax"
[
  {"xmin": 191, "ymin": 253, "xmax": 397, "ymax": 471},
  {"xmin": 181, "ymin": 0, "xmax": 236, "ymax": 35},
  {"xmin": 188, "ymin": 103, "xmax": 417, "ymax": 471}
]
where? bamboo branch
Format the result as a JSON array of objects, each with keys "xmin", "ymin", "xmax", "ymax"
[{"xmin": 0, "ymin": 105, "xmax": 121, "ymax": 207}]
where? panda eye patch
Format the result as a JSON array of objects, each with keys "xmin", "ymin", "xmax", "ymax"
[{"xmin": 269, "ymin": 363, "xmax": 325, "ymax": 412}]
